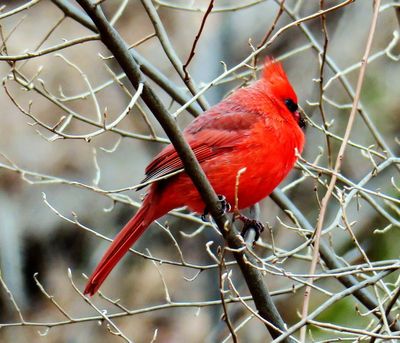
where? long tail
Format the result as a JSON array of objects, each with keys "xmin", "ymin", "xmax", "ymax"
[{"xmin": 84, "ymin": 196, "xmax": 159, "ymax": 296}]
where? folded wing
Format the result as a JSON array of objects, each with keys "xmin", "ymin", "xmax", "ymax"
[{"xmin": 138, "ymin": 111, "xmax": 259, "ymax": 189}]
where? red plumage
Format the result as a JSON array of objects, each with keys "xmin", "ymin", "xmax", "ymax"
[{"xmin": 84, "ymin": 58, "xmax": 305, "ymax": 296}]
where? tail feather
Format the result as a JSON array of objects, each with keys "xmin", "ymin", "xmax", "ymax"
[{"xmin": 84, "ymin": 202, "xmax": 154, "ymax": 296}]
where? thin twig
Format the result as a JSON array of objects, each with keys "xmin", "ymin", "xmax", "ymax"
[
  {"xmin": 253, "ymin": 0, "xmax": 286, "ymax": 67},
  {"xmin": 218, "ymin": 251, "xmax": 238, "ymax": 343},
  {"xmin": 182, "ymin": 0, "xmax": 214, "ymax": 81}
]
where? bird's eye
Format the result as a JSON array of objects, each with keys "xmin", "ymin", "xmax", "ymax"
[{"xmin": 284, "ymin": 98, "xmax": 298, "ymax": 113}]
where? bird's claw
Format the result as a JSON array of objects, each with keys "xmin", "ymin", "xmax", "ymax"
[
  {"xmin": 201, "ymin": 195, "xmax": 231, "ymax": 222},
  {"xmin": 237, "ymin": 215, "xmax": 265, "ymax": 244},
  {"xmin": 218, "ymin": 195, "xmax": 232, "ymax": 213}
]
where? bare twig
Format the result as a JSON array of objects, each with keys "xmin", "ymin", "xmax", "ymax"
[
  {"xmin": 218, "ymin": 251, "xmax": 238, "ymax": 343},
  {"xmin": 253, "ymin": 0, "xmax": 286, "ymax": 67},
  {"xmin": 0, "ymin": 0, "xmax": 41, "ymax": 19},
  {"xmin": 0, "ymin": 35, "xmax": 99, "ymax": 61},
  {"xmin": 182, "ymin": 0, "xmax": 214, "ymax": 81}
]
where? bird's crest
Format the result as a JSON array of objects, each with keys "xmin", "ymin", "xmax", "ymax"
[
  {"xmin": 262, "ymin": 57, "xmax": 288, "ymax": 83},
  {"xmin": 260, "ymin": 57, "xmax": 297, "ymax": 104}
]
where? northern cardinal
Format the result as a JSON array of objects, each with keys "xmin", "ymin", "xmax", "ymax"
[{"xmin": 84, "ymin": 58, "xmax": 305, "ymax": 295}]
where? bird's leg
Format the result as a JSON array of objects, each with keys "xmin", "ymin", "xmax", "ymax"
[
  {"xmin": 201, "ymin": 195, "xmax": 231, "ymax": 222},
  {"xmin": 236, "ymin": 214, "xmax": 265, "ymax": 243}
]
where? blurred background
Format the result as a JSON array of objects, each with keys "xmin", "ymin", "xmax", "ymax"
[{"xmin": 0, "ymin": 0, "xmax": 399, "ymax": 342}]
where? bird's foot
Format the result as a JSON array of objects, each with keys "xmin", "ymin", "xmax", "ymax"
[
  {"xmin": 201, "ymin": 195, "xmax": 231, "ymax": 222},
  {"xmin": 236, "ymin": 214, "xmax": 265, "ymax": 244},
  {"xmin": 218, "ymin": 195, "xmax": 232, "ymax": 213}
]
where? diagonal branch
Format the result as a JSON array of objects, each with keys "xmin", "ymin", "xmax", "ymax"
[{"xmin": 74, "ymin": 0, "xmax": 294, "ymax": 340}]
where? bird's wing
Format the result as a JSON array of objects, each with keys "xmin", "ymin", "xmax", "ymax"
[{"xmin": 137, "ymin": 111, "xmax": 259, "ymax": 189}]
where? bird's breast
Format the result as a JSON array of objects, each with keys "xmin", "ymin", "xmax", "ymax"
[{"xmin": 164, "ymin": 120, "xmax": 304, "ymax": 213}]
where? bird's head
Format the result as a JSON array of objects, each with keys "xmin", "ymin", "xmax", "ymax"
[{"xmin": 260, "ymin": 57, "xmax": 306, "ymax": 129}]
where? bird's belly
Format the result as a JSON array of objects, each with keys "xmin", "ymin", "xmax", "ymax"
[
  {"xmin": 208, "ymin": 154, "xmax": 290, "ymax": 210},
  {"xmin": 164, "ymin": 146, "xmax": 296, "ymax": 214}
]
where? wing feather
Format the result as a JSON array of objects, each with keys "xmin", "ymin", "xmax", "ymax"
[{"xmin": 137, "ymin": 111, "xmax": 259, "ymax": 189}]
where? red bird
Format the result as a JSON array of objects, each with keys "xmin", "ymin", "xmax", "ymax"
[{"xmin": 84, "ymin": 58, "xmax": 305, "ymax": 295}]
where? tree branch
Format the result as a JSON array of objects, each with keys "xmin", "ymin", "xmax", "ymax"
[{"xmin": 74, "ymin": 0, "xmax": 293, "ymax": 340}]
